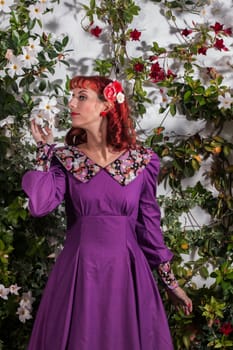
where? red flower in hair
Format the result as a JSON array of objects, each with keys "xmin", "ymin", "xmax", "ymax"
[
  {"xmin": 90, "ymin": 26, "xmax": 102, "ymax": 38},
  {"xmin": 103, "ymin": 81, "xmax": 125, "ymax": 104},
  {"xmin": 130, "ymin": 29, "xmax": 141, "ymax": 41}
]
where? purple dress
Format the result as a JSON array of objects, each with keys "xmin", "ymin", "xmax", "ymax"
[{"xmin": 22, "ymin": 144, "xmax": 174, "ymax": 350}]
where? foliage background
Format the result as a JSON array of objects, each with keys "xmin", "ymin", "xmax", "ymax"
[{"xmin": 0, "ymin": 0, "xmax": 233, "ymax": 349}]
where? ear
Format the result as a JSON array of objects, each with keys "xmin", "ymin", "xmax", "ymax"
[{"xmin": 102, "ymin": 101, "xmax": 113, "ymax": 113}]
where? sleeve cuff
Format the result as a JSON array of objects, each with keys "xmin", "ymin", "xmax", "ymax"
[
  {"xmin": 157, "ymin": 261, "xmax": 179, "ymax": 290},
  {"xmin": 35, "ymin": 143, "xmax": 56, "ymax": 171}
]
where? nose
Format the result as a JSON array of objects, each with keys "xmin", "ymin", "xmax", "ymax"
[{"xmin": 68, "ymin": 97, "xmax": 77, "ymax": 109}]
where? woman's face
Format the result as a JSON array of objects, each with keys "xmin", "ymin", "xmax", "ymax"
[{"xmin": 68, "ymin": 87, "xmax": 106, "ymax": 129}]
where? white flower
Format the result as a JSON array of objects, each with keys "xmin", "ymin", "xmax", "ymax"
[
  {"xmin": 9, "ymin": 284, "xmax": 21, "ymax": 295},
  {"xmin": 0, "ymin": 115, "xmax": 15, "ymax": 127},
  {"xmin": 0, "ymin": 13, "xmax": 11, "ymax": 29},
  {"xmin": 30, "ymin": 108, "xmax": 46, "ymax": 126},
  {"xmin": 6, "ymin": 55, "xmax": 24, "ymax": 77},
  {"xmin": 16, "ymin": 305, "xmax": 32, "ymax": 323},
  {"xmin": 19, "ymin": 47, "xmax": 39, "ymax": 69},
  {"xmin": 46, "ymin": 114, "xmax": 55, "ymax": 128},
  {"xmin": 19, "ymin": 291, "xmax": 35, "ymax": 310},
  {"xmin": 26, "ymin": 37, "xmax": 43, "ymax": 54},
  {"xmin": 28, "ymin": 3, "xmax": 44, "ymax": 20},
  {"xmin": 218, "ymin": 92, "xmax": 233, "ymax": 110},
  {"xmin": 159, "ymin": 89, "xmax": 172, "ymax": 108},
  {"xmin": 0, "ymin": 0, "xmax": 14, "ymax": 13},
  {"xmin": 0, "ymin": 69, "xmax": 6, "ymax": 78},
  {"xmin": 0, "ymin": 284, "xmax": 9, "ymax": 300},
  {"xmin": 38, "ymin": 96, "xmax": 60, "ymax": 117},
  {"xmin": 116, "ymin": 92, "xmax": 125, "ymax": 104}
]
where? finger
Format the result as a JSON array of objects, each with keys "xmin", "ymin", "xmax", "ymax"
[
  {"xmin": 30, "ymin": 119, "xmax": 36, "ymax": 132},
  {"xmin": 44, "ymin": 125, "xmax": 52, "ymax": 134},
  {"xmin": 184, "ymin": 301, "xmax": 193, "ymax": 314}
]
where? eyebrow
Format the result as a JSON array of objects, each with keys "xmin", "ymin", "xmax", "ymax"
[{"xmin": 75, "ymin": 89, "xmax": 88, "ymax": 94}]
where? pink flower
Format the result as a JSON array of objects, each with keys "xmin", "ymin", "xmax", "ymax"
[
  {"xmin": 130, "ymin": 29, "xmax": 141, "ymax": 41},
  {"xmin": 181, "ymin": 28, "xmax": 193, "ymax": 36},
  {"xmin": 103, "ymin": 81, "xmax": 125, "ymax": 104},
  {"xmin": 5, "ymin": 49, "xmax": 13, "ymax": 60},
  {"xmin": 90, "ymin": 26, "xmax": 102, "ymax": 38},
  {"xmin": 133, "ymin": 62, "xmax": 144, "ymax": 72},
  {"xmin": 198, "ymin": 46, "xmax": 208, "ymax": 55},
  {"xmin": 214, "ymin": 38, "xmax": 228, "ymax": 51}
]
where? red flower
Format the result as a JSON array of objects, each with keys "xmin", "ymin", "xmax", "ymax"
[
  {"xmin": 167, "ymin": 69, "xmax": 176, "ymax": 79},
  {"xmin": 150, "ymin": 62, "xmax": 166, "ymax": 83},
  {"xmin": 214, "ymin": 38, "xmax": 228, "ymax": 51},
  {"xmin": 90, "ymin": 26, "xmax": 102, "ymax": 38},
  {"xmin": 133, "ymin": 62, "xmax": 144, "ymax": 72},
  {"xmin": 151, "ymin": 62, "xmax": 161, "ymax": 73},
  {"xmin": 181, "ymin": 28, "xmax": 193, "ymax": 36},
  {"xmin": 130, "ymin": 29, "xmax": 141, "ymax": 41},
  {"xmin": 224, "ymin": 27, "xmax": 232, "ymax": 36},
  {"xmin": 219, "ymin": 323, "xmax": 233, "ymax": 336},
  {"xmin": 210, "ymin": 22, "xmax": 223, "ymax": 34},
  {"xmin": 149, "ymin": 55, "xmax": 158, "ymax": 62},
  {"xmin": 198, "ymin": 46, "xmax": 208, "ymax": 55}
]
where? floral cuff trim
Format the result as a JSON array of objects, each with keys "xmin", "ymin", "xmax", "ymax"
[
  {"xmin": 157, "ymin": 261, "xmax": 179, "ymax": 290},
  {"xmin": 35, "ymin": 142, "xmax": 55, "ymax": 171}
]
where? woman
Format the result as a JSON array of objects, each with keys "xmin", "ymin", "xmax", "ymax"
[{"xmin": 22, "ymin": 75, "xmax": 192, "ymax": 350}]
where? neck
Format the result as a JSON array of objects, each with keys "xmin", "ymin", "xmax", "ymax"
[{"xmin": 84, "ymin": 121, "xmax": 109, "ymax": 154}]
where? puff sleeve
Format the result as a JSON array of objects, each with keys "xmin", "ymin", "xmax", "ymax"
[
  {"xmin": 136, "ymin": 152, "xmax": 174, "ymax": 269},
  {"xmin": 22, "ymin": 144, "xmax": 66, "ymax": 217}
]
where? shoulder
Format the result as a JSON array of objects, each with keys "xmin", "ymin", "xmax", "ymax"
[
  {"xmin": 131, "ymin": 145, "xmax": 160, "ymax": 168},
  {"xmin": 130, "ymin": 145, "xmax": 160, "ymax": 179}
]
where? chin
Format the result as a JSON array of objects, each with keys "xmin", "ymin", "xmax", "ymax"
[{"xmin": 72, "ymin": 121, "xmax": 83, "ymax": 128}]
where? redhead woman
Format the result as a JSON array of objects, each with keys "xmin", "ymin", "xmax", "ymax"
[{"xmin": 22, "ymin": 75, "xmax": 192, "ymax": 350}]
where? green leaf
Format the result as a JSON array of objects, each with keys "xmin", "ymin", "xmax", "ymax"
[
  {"xmin": 184, "ymin": 90, "xmax": 192, "ymax": 102},
  {"xmin": 169, "ymin": 103, "xmax": 176, "ymax": 116},
  {"xmin": 62, "ymin": 35, "xmax": 69, "ymax": 47},
  {"xmin": 39, "ymin": 80, "xmax": 47, "ymax": 91}
]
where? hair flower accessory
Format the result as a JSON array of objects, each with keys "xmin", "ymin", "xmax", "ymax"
[{"xmin": 103, "ymin": 80, "xmax": 125, "ymax": 104}]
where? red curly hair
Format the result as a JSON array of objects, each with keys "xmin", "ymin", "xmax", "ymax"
[{"xmin": 65, "ymin": 75, "xmax": 137, "ymax": 150}]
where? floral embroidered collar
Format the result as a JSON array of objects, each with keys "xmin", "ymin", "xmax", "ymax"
[{"xmin": 36, "ymin": 144, "xmax": 153, "ymax": 186}]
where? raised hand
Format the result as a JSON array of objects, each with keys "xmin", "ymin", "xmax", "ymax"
[{"xmin": 30, "ymin": 119, "xmax": 54, "ymax": 144}]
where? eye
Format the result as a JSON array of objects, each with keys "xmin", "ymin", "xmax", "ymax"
[{"xmin": 78, "ymin": 94, "xmax": 87, "ymax": 101}]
